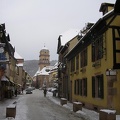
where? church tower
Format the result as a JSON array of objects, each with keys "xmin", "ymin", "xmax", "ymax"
[{"xmin": 39, "ymin": 45, "xmax": 50, "ymax": 70}]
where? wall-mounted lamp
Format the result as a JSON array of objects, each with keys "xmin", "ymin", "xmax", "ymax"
[{"xmin": 106, "ymin": 69, "xmax": 117, "ymax": 76}]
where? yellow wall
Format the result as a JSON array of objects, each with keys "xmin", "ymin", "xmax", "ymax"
[
  {"xmin": 68, "ymin": 36, "xmax": 78, "ymax": 51},
  {"xmin": 70, "ymin": 15, "xmax": 120, "ymax": 113}
]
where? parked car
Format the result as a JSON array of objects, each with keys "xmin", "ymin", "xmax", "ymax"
[
  {"xmin": 26, "ymin": 87, "xmax": 33, "ymax": 94},
  {"xmin": 26, "ymin": 90, "xmax": 32, "ymax": 94},
  {"xmin": 51, "ymin": 88, "xmax": 58, "ymax": 93}
]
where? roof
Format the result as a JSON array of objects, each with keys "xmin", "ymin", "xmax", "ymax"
[
  {"xmin": 114, "ymin": 0, "xmax": 120, "ymax": 14},
  {"xmin": 41, "ymin": 46, "xmax": 49, "ymax": 51},
  {"xmin": 38, "ymin": 67, "xmax": 49, "ymax": 75},
  {"xmin": 1, "ymin": 76, "xmax": 9, "ymax": 82},
  {"xmin": 60, "ymin": 29, "xmax": 80, "ymax": 46},
  {"xmin": 99, "ymin": 3, "xmax": 114, "ymax": 12},
  {"xmin": 49, "ymin": 62, "xmax": 58, "ymax": 73},
  {"xmin": 34, "ymin": 67, "xmax": 41, "ymax": 77},
  {"xmin": 65, "ymin": 6, "xmax": 115, "ymax": 60},
  {"xmin": 14, "ymin": 51, "xmax": 23, "ymax": 59},
  {"xmin": 16, "ymin": 63, "xmax": 23, "ymax": 67},
  {"xmin": 34, "ymin": 66, "xmax": 53, "ymax": 76},
  {"xmin": 52, "ymin": 62, "xmax": 58, "ymax": 70}
]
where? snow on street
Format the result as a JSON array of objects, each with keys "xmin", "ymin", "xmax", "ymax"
[
  {"xmin": 1, "ymin": 89, "xmax": 120, "ymax": 120},
  {"xmin": 3, "ymin": 89, "xmax": 83, "ymax": 120}
]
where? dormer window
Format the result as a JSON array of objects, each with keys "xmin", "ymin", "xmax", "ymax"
[{"xmin": 99, "ymin": 3, "xmax": 114, "ymax": 15}]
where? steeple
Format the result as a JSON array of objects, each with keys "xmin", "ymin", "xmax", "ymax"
[{"xmin": 38, "ymin": 45, "xmax": 50, "ymax": 70}]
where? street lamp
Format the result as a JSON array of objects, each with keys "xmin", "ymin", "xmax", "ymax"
[{"xmin": 106, "ymin": 69, "xmax": 117, "ymax": 76}]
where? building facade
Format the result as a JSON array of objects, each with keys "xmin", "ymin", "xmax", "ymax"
[
  {"xmin": 38, "ymin": 46, "xmax": 50, "ymax": 70},
  {"xmin": 0, "ymin": 23, "xmax": 29, "ymax": 99},
  {"xmin": 65, "ymin": 2, "xmax": 120, "ymax": 114},
  {"xmin": 57, "ymin": 29, "xmax": 80, "ymax": 99},
  {"xmin": 34, "ymin": 46, "xmax": 52, "ymax": 89}
]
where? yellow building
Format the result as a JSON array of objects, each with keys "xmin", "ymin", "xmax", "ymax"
[
  {"xmin": 65, "ymin": 2, "xmax": 120, "ymax": 114},
  {"xmin": 57, "ymin": 29, "xmax": 80, "ymax": 98}
]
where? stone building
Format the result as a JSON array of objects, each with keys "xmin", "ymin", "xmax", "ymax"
[
  {"xmin": 34, "ymin": 45, "xmax": 53, "ymax": 88},
  {"xmin": 38, "ymin": 46, "xmax": 50, "ymax": 70}
]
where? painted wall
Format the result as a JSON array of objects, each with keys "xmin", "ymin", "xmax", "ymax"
[{"xmin": 70, "ymin": 15, "xmax": 120, "ymax": 113}]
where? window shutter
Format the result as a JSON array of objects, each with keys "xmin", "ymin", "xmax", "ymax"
[
  {"xmin": 84, "ymin": 78, "xmax": 87, "ymax": 96},
  {"xmin": 99, "ymin": 74, "xmax": 104, "ymax": 99},
  {"xmin": 92, "ymin": 76, "xmax": 95, "ymax": 98},
  {"xmin": 74, "ymin": 80, "xmax": 76, "ymax": 94},
  {"xmin": 79, "ymin": 79, "xmax": 82, "ymax": 96}
]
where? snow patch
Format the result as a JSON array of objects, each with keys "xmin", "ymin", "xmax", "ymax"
[{"xmin": 100, "ymin": 109, "xmax": 116, "ymax": 114}]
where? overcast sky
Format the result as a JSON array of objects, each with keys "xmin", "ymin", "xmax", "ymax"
[{"xmin": 0, "ymin": 0, "xmax": 115, "ymax": 61}]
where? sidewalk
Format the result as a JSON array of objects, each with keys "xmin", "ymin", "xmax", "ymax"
[
  {"xmin": 0, "ymin": 95, "xmax": 20, "ymax": 120},
  {"xmin": 47, "ymin": 92, "xmax": 120, "ymax": 120}
]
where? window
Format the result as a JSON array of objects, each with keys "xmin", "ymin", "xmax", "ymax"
[
  {"xmin": 80, "ymin": 48, "xmax": 87, "ymax": 68},
  {"xmin": 92, "ymin": 35, "xmax": 103, "ymax": 62},
  {"xmin": 71, "ymin": 58, "xmax": 75, "ymax": 72},
  {"xmin": 74, "ymin": 79, "xmax": 80, "ymax": 95},
  {"xmin": 83, "ymin": 78, "xmax": 87, "ymax": 96},
  {"xmin": 76, "ymin": 55, "xmax": 79, "ymax": 70},
  {"xmin": 74, "ymin": 80, "xmax": 77, "ymax": 94},
  {"xmin": 78, "ymin": 78, "xmax": 87, "ymax": 96},
  {"xmin": 74, "ymin": 78, "xmax": 87, "ymax": 97},
  {"xmin": 92, "ymin": 74, "xmax": 104, "ymax": 99}
]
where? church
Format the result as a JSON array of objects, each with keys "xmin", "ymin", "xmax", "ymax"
[{"xmin": 33, "ymin": 46, "xmax": 54, "ymax": 89}]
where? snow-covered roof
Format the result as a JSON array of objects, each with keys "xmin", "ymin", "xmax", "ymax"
[
  {"xmin": 16, "ymin": 63, "xmax": 23, "ymax": 67},
  {"xmin": 60, "ymin": 29, "xmax": 80, "ymax": 46},
  {"xmin": 34, "ymin": 66, "xmax": 54, "ymax": 77},
  {"xmin": 41, "ymin": 46, "xmax": 49, "ymax": 51},
  {"xmin": 46, "ymin": 66, "xmax": 54, "ymax": 70},
  {"xmin": 51, "ymin": 62, "xmax": 58, "ymax": 71},
  {"xmin": 1, "ymin": 76, "xmax": 9, "ymax": 81},
  {"xmin": 38, "ymin": 67, "xmax": 49, "ymax": 75},
  {"xmin": 14, "ymin": 51, "xmax": 23, "ymax": 59},
  {"xmin": 65, "ymin": 9, "xmax": 114, "ymax": 59},
  {"xmin": 34, "ymin": 67, "xmax": 41, "ymax": 77}
]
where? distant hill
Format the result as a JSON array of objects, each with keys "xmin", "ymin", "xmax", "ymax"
[{"xmin": 23, "ymin": 60, "xmax": 58, "ymax": 77}]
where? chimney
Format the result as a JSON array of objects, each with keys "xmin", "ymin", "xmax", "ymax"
[
  {"xmin": 114, "ymin": 0, "xmax": 120, "ymax": 14},
  {"xmin": 99, "ymin": 3, "xmax": 114, "ymax": 15}
]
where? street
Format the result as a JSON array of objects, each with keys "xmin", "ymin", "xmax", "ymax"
[{"xmin": 4, "ymin": 89, "xmax": 84, "ymax": 120}]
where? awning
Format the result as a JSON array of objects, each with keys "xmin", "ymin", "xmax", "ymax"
[{"xmin": 1, "ymin": 76, "xmax": 9, "ymax": 82}]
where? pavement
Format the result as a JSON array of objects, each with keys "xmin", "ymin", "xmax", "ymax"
[
  {"xmin": 0, "ymin": 91, "xmax": 120, "ymax": 120},
  {"xmin": 0, "ymin": 95, "xmax": 21, "ymax": 120},
  {"xmin": 47, "ymin": 93, "xmax": 99, "ymax": 120},
  {"xmin": 47, "ymin": 92, "xmax": 120, "ymax": 120}
]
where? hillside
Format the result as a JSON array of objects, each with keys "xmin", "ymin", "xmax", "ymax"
[{"xmin": 23, "ymin": 60, "xmax": 57, "ymax": 77}]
